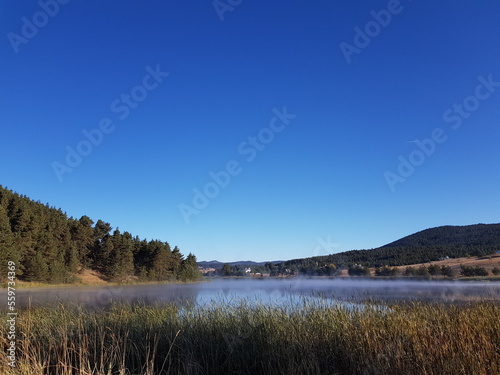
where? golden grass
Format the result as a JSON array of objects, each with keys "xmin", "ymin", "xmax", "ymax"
[
  {"xmin": 329, "ymin": 254, "xmax": 500, "ymax": 278},
  {"xmin": 394, "ymin": 254, "xmax": 500, "ymax": 275},
  {"xmin": 2, "ymin": 269, "xmax": 206, "ymax": 290},
  {"xmin": 0, "ymin": 299, "xmax": 499, "ymax": 374},
  {"xmin": 73, "ymin": 269, "xmax": 109, "ymax": 285}
]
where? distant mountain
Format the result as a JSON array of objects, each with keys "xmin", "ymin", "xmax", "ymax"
[
  {"xmin": 382, "ymin": 223, "xmax": 500, "ymax": 248},
  {"xmin": 198, "ymin": 260, "xmax": 283, "ymax": 269},
  {"xmin": 199, "ymin": 224, "xmax": 500, "ymax": 273},
  {"xmin": 279, "ymin": 223, "xmax": 500, "ymax": 273}
]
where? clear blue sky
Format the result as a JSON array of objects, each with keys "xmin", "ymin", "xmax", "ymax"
[{"xmin": 1, "ymin": 0, "xmax": 499, "ymax": 262}]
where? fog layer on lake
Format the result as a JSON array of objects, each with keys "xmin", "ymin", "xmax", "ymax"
[{"xmin": 3, "ymin": 278, "xmax": 500, "ymax": 309}]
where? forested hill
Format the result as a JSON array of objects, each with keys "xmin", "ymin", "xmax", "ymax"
[
  {"xmin": 0, "ymin": 185, "xmax": 200, "ymax": 283},
  {"xmin": 278, "ymin": 224, "xmax": 500, "ymax": 275},
  {"xmin": 382, "ymin": 224, "xmax": 500, "ymax": 248}
]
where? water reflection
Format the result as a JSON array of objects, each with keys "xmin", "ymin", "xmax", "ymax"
[
  {"xmin": 7, "ymin": 283, "xmax": 199, "ymax": 309},
  {"xmin": 3, "ymin": 278, "xmax": 500, "ymax": 309},
  {"xmin": 195, "ymin": 278, "xmax": 500, "ymax": 304}
]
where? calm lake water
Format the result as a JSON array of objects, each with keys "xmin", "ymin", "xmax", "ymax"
[{"xmin": 4, "ymin": 278, "xmax": 500, "ymax": 309}]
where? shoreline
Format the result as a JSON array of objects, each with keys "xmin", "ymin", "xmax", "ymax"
[
  {"xmin": 4, "ymin": 274, "xmax": 500, "ymax": 291},
  {"xmin": 0, "ymin": 278, "xmax": 207, "ymax": 290}
]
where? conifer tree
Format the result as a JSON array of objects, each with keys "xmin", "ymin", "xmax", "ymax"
[
  {"xmin": 0, "ymin": 205, "xmax": 18, "ymax": 280},
  {"xmin": 171, "ymin": 245, "xmax": 183, "ymax": 275},
  {"xmin": 149, "ymin": 241, "xmax": 172, "ymax": 280},
  {"xmin": 178, "ymin": 253, "xmax": 201, "ymax": 281},
  {"xmin": 0, "ymin": 186, "xmax": 202, "ymax": 283},
  {"xmin": 70, "ymin": 215, "xmax": 94, "ymax": 267},
  {"xmin": 107, "ymin": 230, "xmax": 134, "ymax": 280},
  {"xmin": 24, "ymin": 252, "xmax": 49, "ymax": 281}
]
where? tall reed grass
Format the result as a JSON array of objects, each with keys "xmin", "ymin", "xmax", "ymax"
[{"xmin": 1, "ymin": 299, "xmax": 499, "ymax": 374}]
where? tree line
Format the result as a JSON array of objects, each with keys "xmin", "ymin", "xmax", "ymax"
[
  {"xmin": 0, "ymin": 185, "xmax": 200, "ymax": 283},
  {"xmin": 275, "ymin": 224, "xmax": 500, "ymax": 276},
  {"xmin": 216, "ymin": 262, "xmax": 498, "ymax": 279},
  {"xmin": 216, "ymin": 224, "xmax": 500, "ymax": 277}
]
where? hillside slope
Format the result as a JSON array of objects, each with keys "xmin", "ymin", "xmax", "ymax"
[
  {"xmin": 0, "ymin": 185, "xmax": 199, "ymax": 283},
  {"xmin": 383, "ymin": 224, "xmax": 500, "ymax": 248},
  {"xmin": 279, "ymin": 224, "xmax": 500, "ymax": 274}
]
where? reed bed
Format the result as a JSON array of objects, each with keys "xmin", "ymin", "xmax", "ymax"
[{"xmin": 1, "ymin": 299, "xmax": 499, "ymax": 375}]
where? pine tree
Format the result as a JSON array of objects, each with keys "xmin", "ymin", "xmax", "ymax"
[
  {"xmin": 133, "ymin": 239, "xmax": 153, "ymax": 276},
  {"xmin": 0, "ymin": 205, "xmax": 19, "ymax": 280},
  {"xmin": 91, "ymin": 221, "xmax": 113, "ymax": 271},
  {"xmin": 171, "ymin": 245, "xmax": 183, "ymax": 275},
  {"xmin": 0, "ymin": 186, "xmax": 202, "ymax": 284},
  {"xmin": 8, "ymin": 198, "xmax": 36, "ymax": 265},
  {"xmin": 221, "ymin": 263, "xmax": 234, "ymax": 276},
  {"xmin": 94, "ymin": 234, "xmax": 114, "ymax": 274},
  {"xmin": 149, "ymin": 242, "xmax": 172, "ymax": 281},
  {"xmin": 178, "ymin": 253, "xmax": 201, "ymax": 281},
  {"xmin": 70, "ymin": 215, "xmax": 94, "ymax": 267},
  {"xmin": 107, "ymin": 230, "xmax": 134, "ymax": 280},
  {"xmin": 65, "ymin": 243, "xmax": 80, "ymax": 273},
  {"xmin": 48, "ymin": 252, "xmax": 69, "ymax": 283},
  {"xmin": 24, "ymin": 252, "xmax": 49, "ymax": 281}
]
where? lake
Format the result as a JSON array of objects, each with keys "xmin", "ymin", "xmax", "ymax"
[{"xmin": 4, "ymin": 278, "xmax": 500, "ymax": 309}]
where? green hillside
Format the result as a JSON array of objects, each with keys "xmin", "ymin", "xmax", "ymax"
[
  {"xmin": 278, "ymin": 224, "xmax": 500, "ymax": 275},
  {"xmin": 382, "ymin": 224, "xmax": 500, "ymax": 248},
  {"xmin": 0, "ymin": 185, "xmax": 200, "ymax": 283}
]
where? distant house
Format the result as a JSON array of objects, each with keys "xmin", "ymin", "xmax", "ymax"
[{"xmin": 245, "ymin": 268, "xmax": 251, "ymax": 273}]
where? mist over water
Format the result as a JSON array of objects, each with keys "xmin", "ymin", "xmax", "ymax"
[{"xmin": 4, "ymin": 279, "xmax": 500, "ymax": 309}]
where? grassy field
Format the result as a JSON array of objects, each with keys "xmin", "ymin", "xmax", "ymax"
[
  {"xmin": 331, "ymin": 253, "xmax": 500, "ymax": 278},
  {"xmin": 0, "ymin": 269, "xmax": 206, "ymax": 290},
  {"xmin": 1, "ymin": 298, "xmax": 499, "ymax": 375},
  {"xmin": 393, "ymin": 253, "xmax": 500, "ymax": 275}
]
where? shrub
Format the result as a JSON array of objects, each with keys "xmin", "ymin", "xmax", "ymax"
[
  {"xmin": 427, "ymin": 264, "xmax": 441, "ymax": 276},
  {"xmin": 348, "ymin": 265, "xmax": 370, "ymax": 276},
  {"xmin": 460, "ymin": 265, "xmax": 489, "ymax": 277},
  {"xmin": 440, "ymin": 266, "xmax": 455, "ymax": 278},
  {"xmin": 403, "ymin": 266, "xmax": 416, "ymax": 276},
  {"xmin": 415, "ymin": 265, "xmax": 430, "ymax": 277},
  {"xmin": 374, "ymin": 266, "xmax": 398, "ymax": 277}
]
